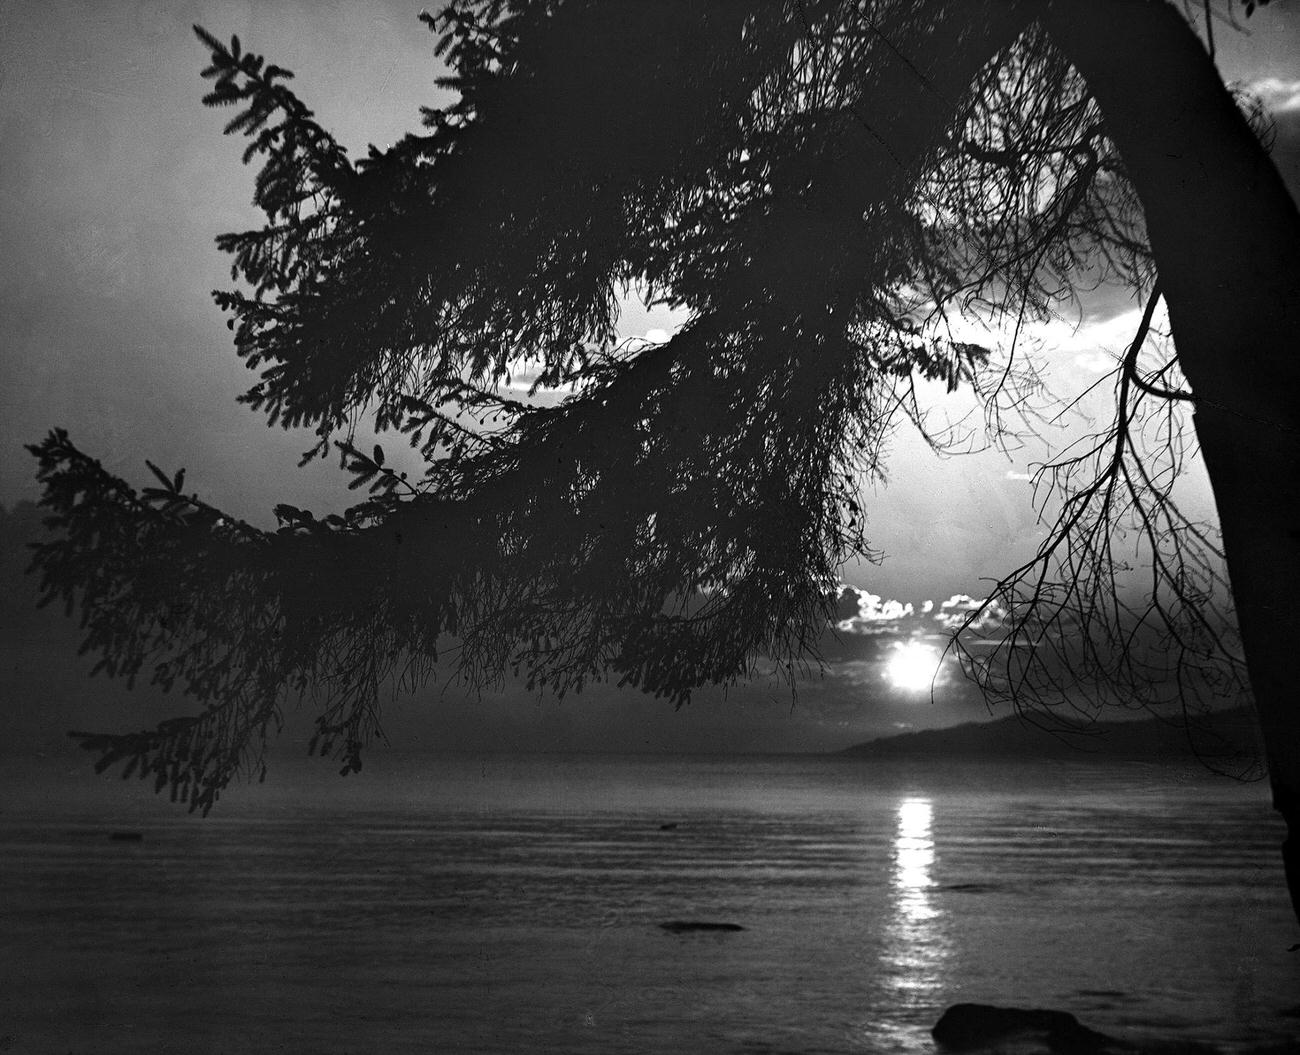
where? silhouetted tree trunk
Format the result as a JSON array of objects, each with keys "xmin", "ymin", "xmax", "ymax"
[{"xmin": 1044, "ymin": 0, "xmax": 1300, "ymax": 927}]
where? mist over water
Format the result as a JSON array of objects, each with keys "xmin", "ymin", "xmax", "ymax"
[{"xmin": 2, "ymin": 753, "xmax": 1296, "ymax": 1054}]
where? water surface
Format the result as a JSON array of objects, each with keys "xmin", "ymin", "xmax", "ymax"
[{"xmin": 2, "ymin": 753, "xmax": 1296, "ymax": 1053}]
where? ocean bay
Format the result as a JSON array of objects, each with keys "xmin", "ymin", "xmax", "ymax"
[{"xmin": 2, "ymin": 753, "xmax": 1296, "ymax": 1054}]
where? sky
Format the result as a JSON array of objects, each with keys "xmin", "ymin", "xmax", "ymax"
[{"xmin": 2, "ymin": 0, "xmax": 1299, "ymax": 757}]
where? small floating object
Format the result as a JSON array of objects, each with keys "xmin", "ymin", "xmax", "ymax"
[
  {"xmin": 659, "ymin": 921, "xmax": 744, "ymax": 933},
  {"xmin": 108, "ymin": 831, "xmax": 144, "ymax": 842},
  {"xmin": 658, "ymin": 822, "xmax": 679, "ymax": 831}
]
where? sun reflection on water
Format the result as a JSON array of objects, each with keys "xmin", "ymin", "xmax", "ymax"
[
  {"xmin": 895, "ymin": 798, "xmax": 937, "ymax": 923},
  {"xmin": 864, "ymin": 796, "xmax": 953, "ymax": 1050}
]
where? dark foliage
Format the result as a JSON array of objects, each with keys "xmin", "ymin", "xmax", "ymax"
[{"xmin": 27, "ymin": 0, "xmax": 1254, "ymax": 807}]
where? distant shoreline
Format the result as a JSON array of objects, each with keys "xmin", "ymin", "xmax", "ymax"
[{"xmin": 841, "ymin": 705, "xmax": 1263, "ymax": 767}]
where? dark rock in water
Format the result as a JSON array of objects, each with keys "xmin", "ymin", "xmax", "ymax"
[
  {"xmin": 932, "ymin": 1004, "xmax": 1122, "ymax": 1053},
  {"xmin": 659, "ymin": 921, "xmax": 744, "ymax": 934},
  {"xmin": 108, "ymin": 831, "xmax": 144, "ymax": 842}
]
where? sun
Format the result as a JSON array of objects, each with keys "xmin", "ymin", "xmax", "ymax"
[{"xmin": 884, "ymin": 641, "xmax": 942, "ymax": 693}]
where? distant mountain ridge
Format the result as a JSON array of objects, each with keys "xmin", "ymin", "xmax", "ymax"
[{"xmin": 843, "ymin": 706, "xmax": 1261, "ymax": 765}]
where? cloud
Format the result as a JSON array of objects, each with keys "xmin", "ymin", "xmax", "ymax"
[
  {"xmin": 833, "ymin": 585, "xmax": 914, "ymax": 635},
  {"xmin": 933, "ymin": 593, "xmax": 1007, "ymax": 633},
  {"xmin": 1072, "ymin": 350, "xmax": 1118, "ymax": 374},
  {"xmin": 1246, "ymin": 76, "xmax": 1300, "ymax": 114},
  {"xmin": 830, "ymin": 585, "xmax": 1012, "ymax": 641},
  {"xmin": 1069, "ymin": 280, "xmax": 1153, "ymax": 326}
]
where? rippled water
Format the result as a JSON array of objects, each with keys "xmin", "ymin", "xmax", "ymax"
[{"xmin": 2, "ymin": 754, "xmax": 1296, "ymax": 1053}]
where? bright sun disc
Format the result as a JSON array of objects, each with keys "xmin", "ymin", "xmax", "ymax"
[{"xmin": 885, "ymin": 642, "xmax": 941, "ymax": 692}]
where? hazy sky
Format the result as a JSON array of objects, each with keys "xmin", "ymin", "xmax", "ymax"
[{"xmin": 2, "ymin": 1, "xmax": 1298, "ymax": 754}]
